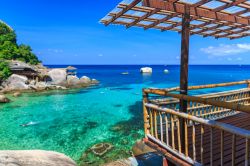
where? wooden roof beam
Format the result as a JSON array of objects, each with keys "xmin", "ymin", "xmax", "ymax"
[
  {"xmin": 143, "ymin": 0, "xmax": 250, "ymax": 25},
  {"xmin": 230, "ymin": 34, "xmax": 250, "ymax": 39},
  {"xmin": 144, "ymin": 13, "xmax": 179, "ymax": 30},
  {"xmin": 126, "ymin": 8, "xmax": 161, "ymax": 28},
  {"xmin": 204, "ymin": 27, "xmax": 237, "ymax": 37},
  {"xmin": 216, "ymin": 28, "xmax": 250, "ymax": 38},
  {"xmin": 234, "ymin": 8, "xmax": 250, "ymax": 16},
  {"xmin": 212, "ymin": 0, "xmax": 247, "ymax": 12},
  {"xmin": 191, "ymin": 24, "xmax": 222, "ymax": 35},
  {"xmin": 191, "ymin": 0, "xmax": 212, "ymax": 7},
  {"xmin": 162, "ymin": 21, "xmax": 182, "ymax": 32},
  {"xmin": 105, "ymin": 0, "xmax": 142, "ymax": 26}
]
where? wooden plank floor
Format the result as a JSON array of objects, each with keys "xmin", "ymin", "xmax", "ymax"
[{"xmin": 148, "ymin": 113, "xmax": 250, "ymax": 166}]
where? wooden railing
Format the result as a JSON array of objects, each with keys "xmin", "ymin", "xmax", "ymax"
[{"xmin": 142, "ymin": 80, "xmax": 250, "ymax": 165}]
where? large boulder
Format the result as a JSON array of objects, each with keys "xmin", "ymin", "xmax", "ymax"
[
  {"xmin": 0, "ymin": 150, "xmax": 76, "ymax": 166},
  {"xmin": 48, "ymin": 69, "xmax": 67, "ymax": 85},
  {"xmin": 79, "ymin": 76, "xmax": 91, "ymax": 84},
  {"xmin": 2, "ymin": 74, "xmax": 29, "ymax": 90},
  {"xmin": 91, "ymin": 79, "xmax": 99, "ymax": 84},
  {"xmin": 13, "ymin": 92, "xmax": 21, "ymax": 97},
  {"xmin": 0, "ymin": 95, "xmax": 10, "ymax": 103},
  {"xmin": 67, "ymin": 75, "xmax": 80, "ymax": 87}
]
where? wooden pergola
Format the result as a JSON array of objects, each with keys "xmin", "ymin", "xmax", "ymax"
[{"xmin": 100, "ymin": 0, "xmax": 250, "ymax": 165}]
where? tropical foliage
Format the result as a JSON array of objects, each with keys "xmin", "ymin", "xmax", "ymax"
[
  {"xmin": 0, "ymin": 21, "xmax": 40, "ymax": 80},
  {"xmin": 0, "ymin": 61, "xmax": 11, "ymax": 81},
  {"xmin": 0, "ymin": 21, "xmax": 40, "ymax": 65}
]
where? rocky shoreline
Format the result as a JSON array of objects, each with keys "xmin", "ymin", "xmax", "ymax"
[{"xmin": 0, "ymin": 61, "xmax": 99, "ymax": 103}]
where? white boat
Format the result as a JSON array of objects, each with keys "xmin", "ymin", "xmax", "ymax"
[
  {"xmin": 164, "ymin": 69, "xmax": 169, "ymax": 73},
  {"xmin": 140, "ymin": 67, "xmax": 152, "ymax": 73},
  {"xmin": 121, "ymin": 72, "xmax": 129, "ymax": 75}
]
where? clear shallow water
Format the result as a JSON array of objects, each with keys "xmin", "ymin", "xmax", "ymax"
[{"xmin": 0, "ymin": 65, "xmax": 249, "ymax": 165}]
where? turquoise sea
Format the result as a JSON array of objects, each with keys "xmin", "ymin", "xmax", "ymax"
[{"xmin": 0, "ymin": 65, "xmax": 249, "ymax": 165}]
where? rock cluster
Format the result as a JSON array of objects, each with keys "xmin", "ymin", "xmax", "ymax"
[
  {"xmin": 48, "ymin": 69, "xmax": 99, "ymax": 88},
  {"xmin": 0, "ymin": 62, "xmax": 99, "ymax": 94}
]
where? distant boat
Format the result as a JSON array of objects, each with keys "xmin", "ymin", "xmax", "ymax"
[
  {"xmin": 121, "ymin": 72, "xmax": 129, "ymax": 75},
  {"xmin": 164, "ymin": 69, "xmax": 169, "ymax": 74},
  {"xmin": 140, "ymin": 67, "xmax": 152, "ymax": 73}
]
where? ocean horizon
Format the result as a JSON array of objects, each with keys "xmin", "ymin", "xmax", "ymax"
[{"xmin": 0, "ymin": 65, "xmax": 250, "ymax": 165}]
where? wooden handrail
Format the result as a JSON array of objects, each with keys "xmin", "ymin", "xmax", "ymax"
[
  {"xmin": 144, "ymin": 80, "xmax": 250, "ymax": 93},
  {"xmin": 144, "ymin": 89, "xmax": 250, "ymax": 113}
]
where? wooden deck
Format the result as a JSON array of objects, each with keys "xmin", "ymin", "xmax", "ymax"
[{"xmin": 146, "ymin": 112, "xmax": 250, "ymax": 166}]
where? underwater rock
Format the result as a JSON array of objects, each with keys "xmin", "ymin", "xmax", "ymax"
[
  {"xmin": 110, "ymin": 124, "xmax": 124, "ymax": 132},
  {"xmin": 13, "ymin": 92, "xmax": 21, "ymax": 97},
  {"xmin": 86, "ymin": 121, "xmax": 98, "ymax": 129},
  {"xmin": 0, "ymin": 95, "xmax": 10, "ymax": 103},
  {"xmin": 90, "ymin": 143, "xmax": 113, "ymax": 156},
  {"xmin": 113, "ymin": 104, "xmax": 123, "ymax": 108}
]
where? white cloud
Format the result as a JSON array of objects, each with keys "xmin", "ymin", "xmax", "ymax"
[
  {"xmin": 98, "ymin": 54, "xmax": 103, "ymax": 57},
  {"xmin": 237, "ymin": 57, "xmax": 243, "ymax": 61},
  {"xmin": 47, "ymin": 49, "xmax": 63, "ymax": 53},
  {"xmin": 200, "ymin": 43, "xmax": 250, "ymax": 56}
]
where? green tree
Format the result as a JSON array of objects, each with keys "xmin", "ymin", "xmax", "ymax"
[
  {"xmin": 0, "ymin": 61, "xmax": 11, "ymax": 81},
  {"xmin": 0, "ymin": 21, "xmax": 40, "ymax": 65}
]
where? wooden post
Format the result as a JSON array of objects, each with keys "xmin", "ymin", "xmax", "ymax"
[
  {"xmin": 143, "ymin": 90, "xmax": 150, "ymax": 137},
  {"xmin": 180, "ymin": 5, "xmax": 190, "ymax": 153}
]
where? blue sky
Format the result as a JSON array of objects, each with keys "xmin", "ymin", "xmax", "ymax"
[{"xmin": 1, "ymin": 0, "xmax": 250, "ymax": 65}]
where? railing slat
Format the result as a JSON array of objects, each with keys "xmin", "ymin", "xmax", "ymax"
[
  {"xmin": 232, "ymin": 134, "xmax": 236, "ymax": 166},
  {"xmin": 221, "ymin": 130, "xmax": 224, "ymax": 166},
  {"xmin": 185, "ymin": 119, "xmax": 188, "ymax": 157},
  {"xmin": 177, "ymin": 117, "xmax": 181, "ymax": 153},
  {"xmin": 171, "ymin": 114, "xmax": 175, "ymax": 150},
  {"xmin": 210, "ymin": 127, "xmax": 213, "ymax": 166},
  {"xmin": 150, "ymin": 110, "xmax": 153, "ymax": 136},
  {"xmin": 245, "ymin": 138, "xmax": 249, "ymax": 166},
  {"xmin": 154, "ymin": 110, "xmax": 158, "ymax": 139},
  {"xmin": 192, "ymin": 121, "xmax": 196, "ymax": 161},
  {"xmin": 165, "ymin": 114, "xmax": 169, "ymax": 146},
  {"xmin": 160, "ymin": 112, "xmax": 163, "ymax": 142},
  {"xmin": 200, "ymin": 124, "xmax": 204, "ymax": 164}
]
